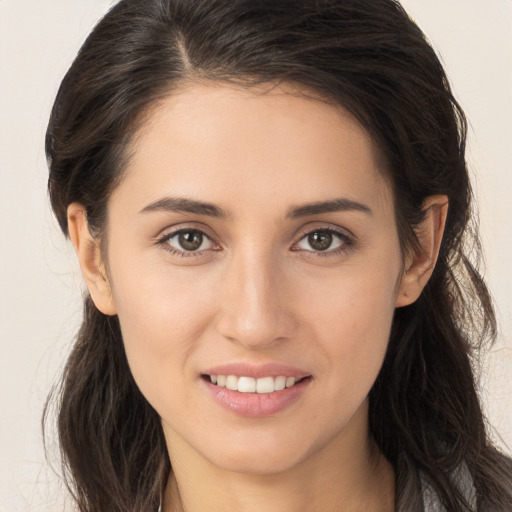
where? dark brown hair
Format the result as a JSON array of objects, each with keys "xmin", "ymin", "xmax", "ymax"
[{"xmin": 45, "ymin": 1, "xmax": 512, "ymax": 510}]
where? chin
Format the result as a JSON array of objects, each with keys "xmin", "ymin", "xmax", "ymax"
[
  {"xmin": 200, "ymin": 429, "xmax": 325, "ymax": 476},
  {"xmin": 211, "ymin": 449, "xmax": 305, "ymax": 476}
]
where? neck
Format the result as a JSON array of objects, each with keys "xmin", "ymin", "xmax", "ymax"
[{"xmin": 162, "ymin": 404, "xmax": 395, "ymax": 512}]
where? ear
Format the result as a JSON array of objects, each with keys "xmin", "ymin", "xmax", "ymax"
[
  {"xmin": 395, "ymin": 195, "xmax": 448, "ymax": 308},
  {"xmin": 67, "ymin": 203, "xmax": 117, "ymax": 315}
]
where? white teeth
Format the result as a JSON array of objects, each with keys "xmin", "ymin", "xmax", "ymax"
[
  {"xmin": 208, "ymin": 374, "xmax": 304, "ymax": 393},
  {"xmin": 274, "ymin": 376, "xmax": 286, "ymax": 391},
  {"xmin": 256, "ymin": 376, "xmax": 275, "ymax": 394},
  {"xmin": 285, "ymin": 377, "xmax": 296, "ymax": 388},
  {"xmin": 237, "ymin": 376, "xmax": 256, "ymax": 393},
  {"xmin": 226, "ymin": 375, "xmax": 238, "ymax": 391}
]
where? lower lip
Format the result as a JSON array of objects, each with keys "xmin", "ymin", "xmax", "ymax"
[{"xmin": 202, "ymin": 377, "xmax": 312, "ymax": 418}]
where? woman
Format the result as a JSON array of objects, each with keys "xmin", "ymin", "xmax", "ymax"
[{"xmin": 44, "ymin": 0, "xmax": 512, "ymax": 510}]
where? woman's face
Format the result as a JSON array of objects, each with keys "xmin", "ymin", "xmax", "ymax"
[{"xmin": 102, "ymin": 83, "xmax": 405, "ymax": 474}]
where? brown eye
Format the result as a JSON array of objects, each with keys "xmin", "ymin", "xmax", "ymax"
[
  {"xmin": 179, "ymin": 231, "xmax": 204, "ymax": 251},
  {"xmin": 295, "ymin": 229, "xmax": 347, "ymax": 253},
  {"xmin": 164, "ymin": 229, "xmax": 215, "ymax": 253},
  {"xmin": 308, "ymin": 231, "xmax": 333, "ymax": 251}
]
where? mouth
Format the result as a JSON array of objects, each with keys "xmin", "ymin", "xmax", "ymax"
[{"xmin": 202, "ymin": 374, "xmax": 311, "ymax": 394}]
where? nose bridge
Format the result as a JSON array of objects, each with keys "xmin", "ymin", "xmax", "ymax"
[{"xmin": 215, "ymin": 241, "xmax": 294, "ymax": 347}]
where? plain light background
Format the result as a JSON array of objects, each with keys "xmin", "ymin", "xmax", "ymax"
[{"xmin": 1, "ymin": 1, "xmax": 511, "ymax": 510}]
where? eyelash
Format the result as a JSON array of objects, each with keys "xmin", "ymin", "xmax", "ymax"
[{"xmin": 156, "ymin": 226, "xmax": 355, "ymax": 259}]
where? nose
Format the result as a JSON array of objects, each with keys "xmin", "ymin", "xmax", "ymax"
[{"xmin": 214, "ymin": 246, "xmax": 297, "ymax": 349}]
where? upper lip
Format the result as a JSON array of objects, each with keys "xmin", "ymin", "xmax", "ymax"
[{"xmin": 202, "ymin": 362, "xmax": 311, "ymax": 379}]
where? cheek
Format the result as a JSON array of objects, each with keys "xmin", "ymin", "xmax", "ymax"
[
  {"xmin": 300, "ymin": 256, "xmax": 400, "ymax": 396},
  {"xmin": 108, "ymin": 254, "xmax": 219, "ymax": 397}
]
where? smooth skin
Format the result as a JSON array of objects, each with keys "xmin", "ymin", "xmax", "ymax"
[{"xmin": 68, "ymin": 83, "xmax": 448, "ymax": 512}]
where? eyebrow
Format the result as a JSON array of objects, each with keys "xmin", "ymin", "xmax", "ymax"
[
  {"xmin": 286, "ymin": 198, "xmax": 373, "ymax": 218},
  {"xmin": 139, "ymin": 196, "xmax": 372, "ymax": 218},
  {"xmin": 140, "ymin": 197, "xmax": 229, "ymax": 217}
]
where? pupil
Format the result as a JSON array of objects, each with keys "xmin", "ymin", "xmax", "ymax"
[
  {"xmin": 179, "ymin": 231, "xmax": 203, "ymax": 251},
  {"xmin": 308, "ymin": 231, "xmax": 332, "ymax": 251}
]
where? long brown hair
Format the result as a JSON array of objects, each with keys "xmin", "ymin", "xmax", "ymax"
[{"xmin": 44, "ymin": 1, "xmax": 512, "ymax": 510}]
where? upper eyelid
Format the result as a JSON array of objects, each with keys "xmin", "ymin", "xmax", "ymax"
[
  {"xmin": 294, "ymin": 224, "xmax": 354, "ymax": 243},
  {"xmin": 157, "ymin": 223, "xmax": 218, "ymax": 243}
]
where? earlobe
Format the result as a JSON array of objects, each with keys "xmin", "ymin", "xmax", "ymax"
[
  {"xmin": 67, "ymin": 203, "xmax": 117, "ymax": 316},
  {"xmin": 395, "ymin": 195, "xmax": 448, "ymax": 308}
]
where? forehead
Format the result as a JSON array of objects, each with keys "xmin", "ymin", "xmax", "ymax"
[{"xmin": 114, "ymin": 82, "xmax": 393, "ymax": 218}]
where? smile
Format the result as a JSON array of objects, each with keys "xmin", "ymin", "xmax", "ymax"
[
  {"xmin": 202, "ymin": 373, "xmax": 312, "ymax": 417},
  {"xmin": 207, "ymin": 374, "xmax": 304, "ymax": 393}
]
